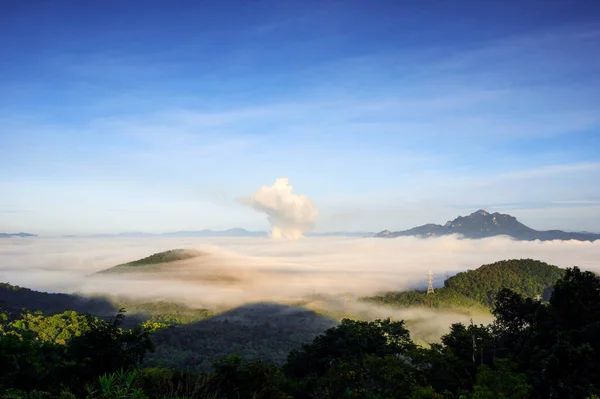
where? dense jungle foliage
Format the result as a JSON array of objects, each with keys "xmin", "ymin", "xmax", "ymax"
[{"xmin": 2, "ymin": 265, "xmax": 599, "ymax": 398}]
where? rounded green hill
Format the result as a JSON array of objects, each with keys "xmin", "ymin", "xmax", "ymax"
[
  {"xmin": 444, "ymin": 258, "xmax": 564, "ymax": 306},
  {"xmin": 96, "ymin": 249, "xmax": 204, "ymax": 274},
  {"xmin": 364, "ymin": 258, "xmax": 565, "ymax": 313}
]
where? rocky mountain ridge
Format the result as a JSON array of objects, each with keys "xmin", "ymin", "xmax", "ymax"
[{"xmin": 375, "ymin": 209, "xmax": 600, "ymax": 241}]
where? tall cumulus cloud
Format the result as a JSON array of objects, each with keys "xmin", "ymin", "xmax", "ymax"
[{"xmin": 239, "ymin": 178, "xmax": 318, "ymax": 239}]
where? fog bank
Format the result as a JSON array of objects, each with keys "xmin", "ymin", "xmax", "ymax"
[{"xmin": 1, "ymin": 235, "xmax": 598, "ymax": 340}]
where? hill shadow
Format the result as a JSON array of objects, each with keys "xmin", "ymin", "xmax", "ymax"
[
  {"xmin": 144, "ymin": 302, "xmax": 339, "ymax": 372},
  {"xmin": 0, "ymin": 282, "xmax": 118, "ymax": 319}
]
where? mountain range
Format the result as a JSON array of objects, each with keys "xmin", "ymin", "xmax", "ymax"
[
  {"xmin": 2, "ymin": 230, "xmax": 375, "ymax": 239},
  {"xmin": 5, "ymin": 211, "xmax": 598, "ymax": 241},
  {"xmin": 375, "ymin": 209, "xmax": 600, "ymax": 241},
  {"xmin": 60, "ymin": 229, "xmax": 375, "ymax": 238},
  {"xmin": 0, "ymin": 232, "xmax": 37, "ymax": 238},
  {"xmin": 62, "ymin": 228, "xmax": 268, "ymax": 238}
]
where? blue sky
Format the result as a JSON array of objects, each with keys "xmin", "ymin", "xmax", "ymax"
[{"xmin": 1, "ymin": 0, "xmax": 600, "ymax": 235}]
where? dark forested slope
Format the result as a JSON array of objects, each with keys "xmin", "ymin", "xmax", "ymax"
[
  {"xmin": 145, "ymin": 303, "xmax": 338, "ymax": 371},
  {"xmin": 0, "ymin": 282, "xmax": 116, "ymax": 319},
  {"xmin": 0, "ymin": 282, "xmax": 213, "ymax": 329}
]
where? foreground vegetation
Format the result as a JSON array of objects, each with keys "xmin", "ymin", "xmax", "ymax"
[{"xmin": 2, "ymin": 265, "xmax": 599, "ymax": 398}]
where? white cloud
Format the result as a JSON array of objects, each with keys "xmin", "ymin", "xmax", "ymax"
[{"xmin": 239, "ymin": 178, "xmax": 318, "ymax": 239}]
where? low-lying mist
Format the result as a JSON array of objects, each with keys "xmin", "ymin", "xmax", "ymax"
[{"xmin": 1, "ymin": 235, "xmax": 599, "ymax": 342}]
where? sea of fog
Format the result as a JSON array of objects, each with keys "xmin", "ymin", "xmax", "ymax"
[
  {"xmin": 2, "ymin": 234, "xmax": 600, "ymax": 304},
  {"xmin": 1, "ymin": 235, "xmax": 599, "ymax": 340}
]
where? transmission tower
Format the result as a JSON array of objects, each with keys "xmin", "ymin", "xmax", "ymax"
[{"xmin": 427, "ymin": 269, "xmax": 435, "ymax": 295}]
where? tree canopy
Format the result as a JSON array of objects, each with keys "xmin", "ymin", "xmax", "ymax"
[
  {"xmin": 445, "ymin": 259, "xmax": 564, "ymax": 306},
  {"xmin": 2, "ymin": 262, "xmax": 599, "ymax": 398}
]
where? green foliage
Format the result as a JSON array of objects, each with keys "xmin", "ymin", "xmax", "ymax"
[
  {"xmin": 284, "ymin": 318, "xmax": 423, "ymax": 398},
  {"xmin": 85, "ymin": 370, "xmax": 148, "ymax": 399},
  {"xmin": 9, "ymin": 311, "xmax": 94, "ymax": 344},
  {"xmin": 135, "ymin": 368, "xmax": 206, "ymax": 399},
  {"xmin": 445, "ymin": 259, "xmax": 564, "ymax": 306},
  {"xmin": 411, "ymin": 385, "xmax": 449, "ymax": 399},
  {"xmin": 459, "ymin": 359, "xmax": 531, "ymax": 399},
  {"xmin": 3, "ymin": 262, "xmax": 600, "ymax": 399},
  {"xmin": 0, "ymin": 389, "xmax": 54, "ymax": 399},
  {"xmin": 64, "ymin": 311, "xmax": 154, "ymax": 390},
  {"xmin": 0, "ymin": 324, "xmax": 53, "ymax": 391},
  {"xmin": 285, "ymin": 318, "xmax": 415, "ymax": 379},
  {"xmin": 492, "ymin": 267, "xmax": 600, "ymax": 398},
  {"xmin": 0, "ymin": 282, "xmax": 27, "ymax": 291},
  {"xmin": 0, "ymin": 310, "xmax": 154, "ymax": 396},
  {"xmin": 114, "ymin": 300, "xmax": 213, "ymax": 326},
  {"xmin": 364, "ymin": 287, "xmax": 490, "ymax": 315},
  {"xmin": 417, "ymin": 322, "xmax": 495, "ymax": 395},
  {"xmin": 315, "ymin": 353, "xmax": 418, "ymax": 398},
  {"xmin": 206, "ymin": 355, "xmax": 288, "ymax": 399}
]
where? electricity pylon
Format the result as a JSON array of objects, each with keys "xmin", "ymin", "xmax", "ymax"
[
  {"xmin": 427, "ymin": 269, "xmax": 435, "ymax": 295},
  {"xmin": 344, "ymin": 292, "xmax": 353, "ymax": 313}
]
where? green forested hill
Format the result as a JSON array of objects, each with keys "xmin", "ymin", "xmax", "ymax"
[
  {"xmin": 97, "ymin": 249, "xmax": 205, "ymax": 274},
  {"xmin": 363, "ymin": 259, "xmax": 565, "ymax": 312},
  {"xmin": 444, "ymin": 258, "xmax": 565, "ymax": 306}
]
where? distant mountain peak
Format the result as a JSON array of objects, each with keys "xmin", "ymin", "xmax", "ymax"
[
  {"xmin": 472, "ymin": 209, "xmax": 489, "ymax": 216},
  {"xmin": 375, "ymin": 210, "xmax": 600, "ymax": 242},
  {"xmin": 375, "ymin": 230, "xmax": 393, "ymax": 237}
]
